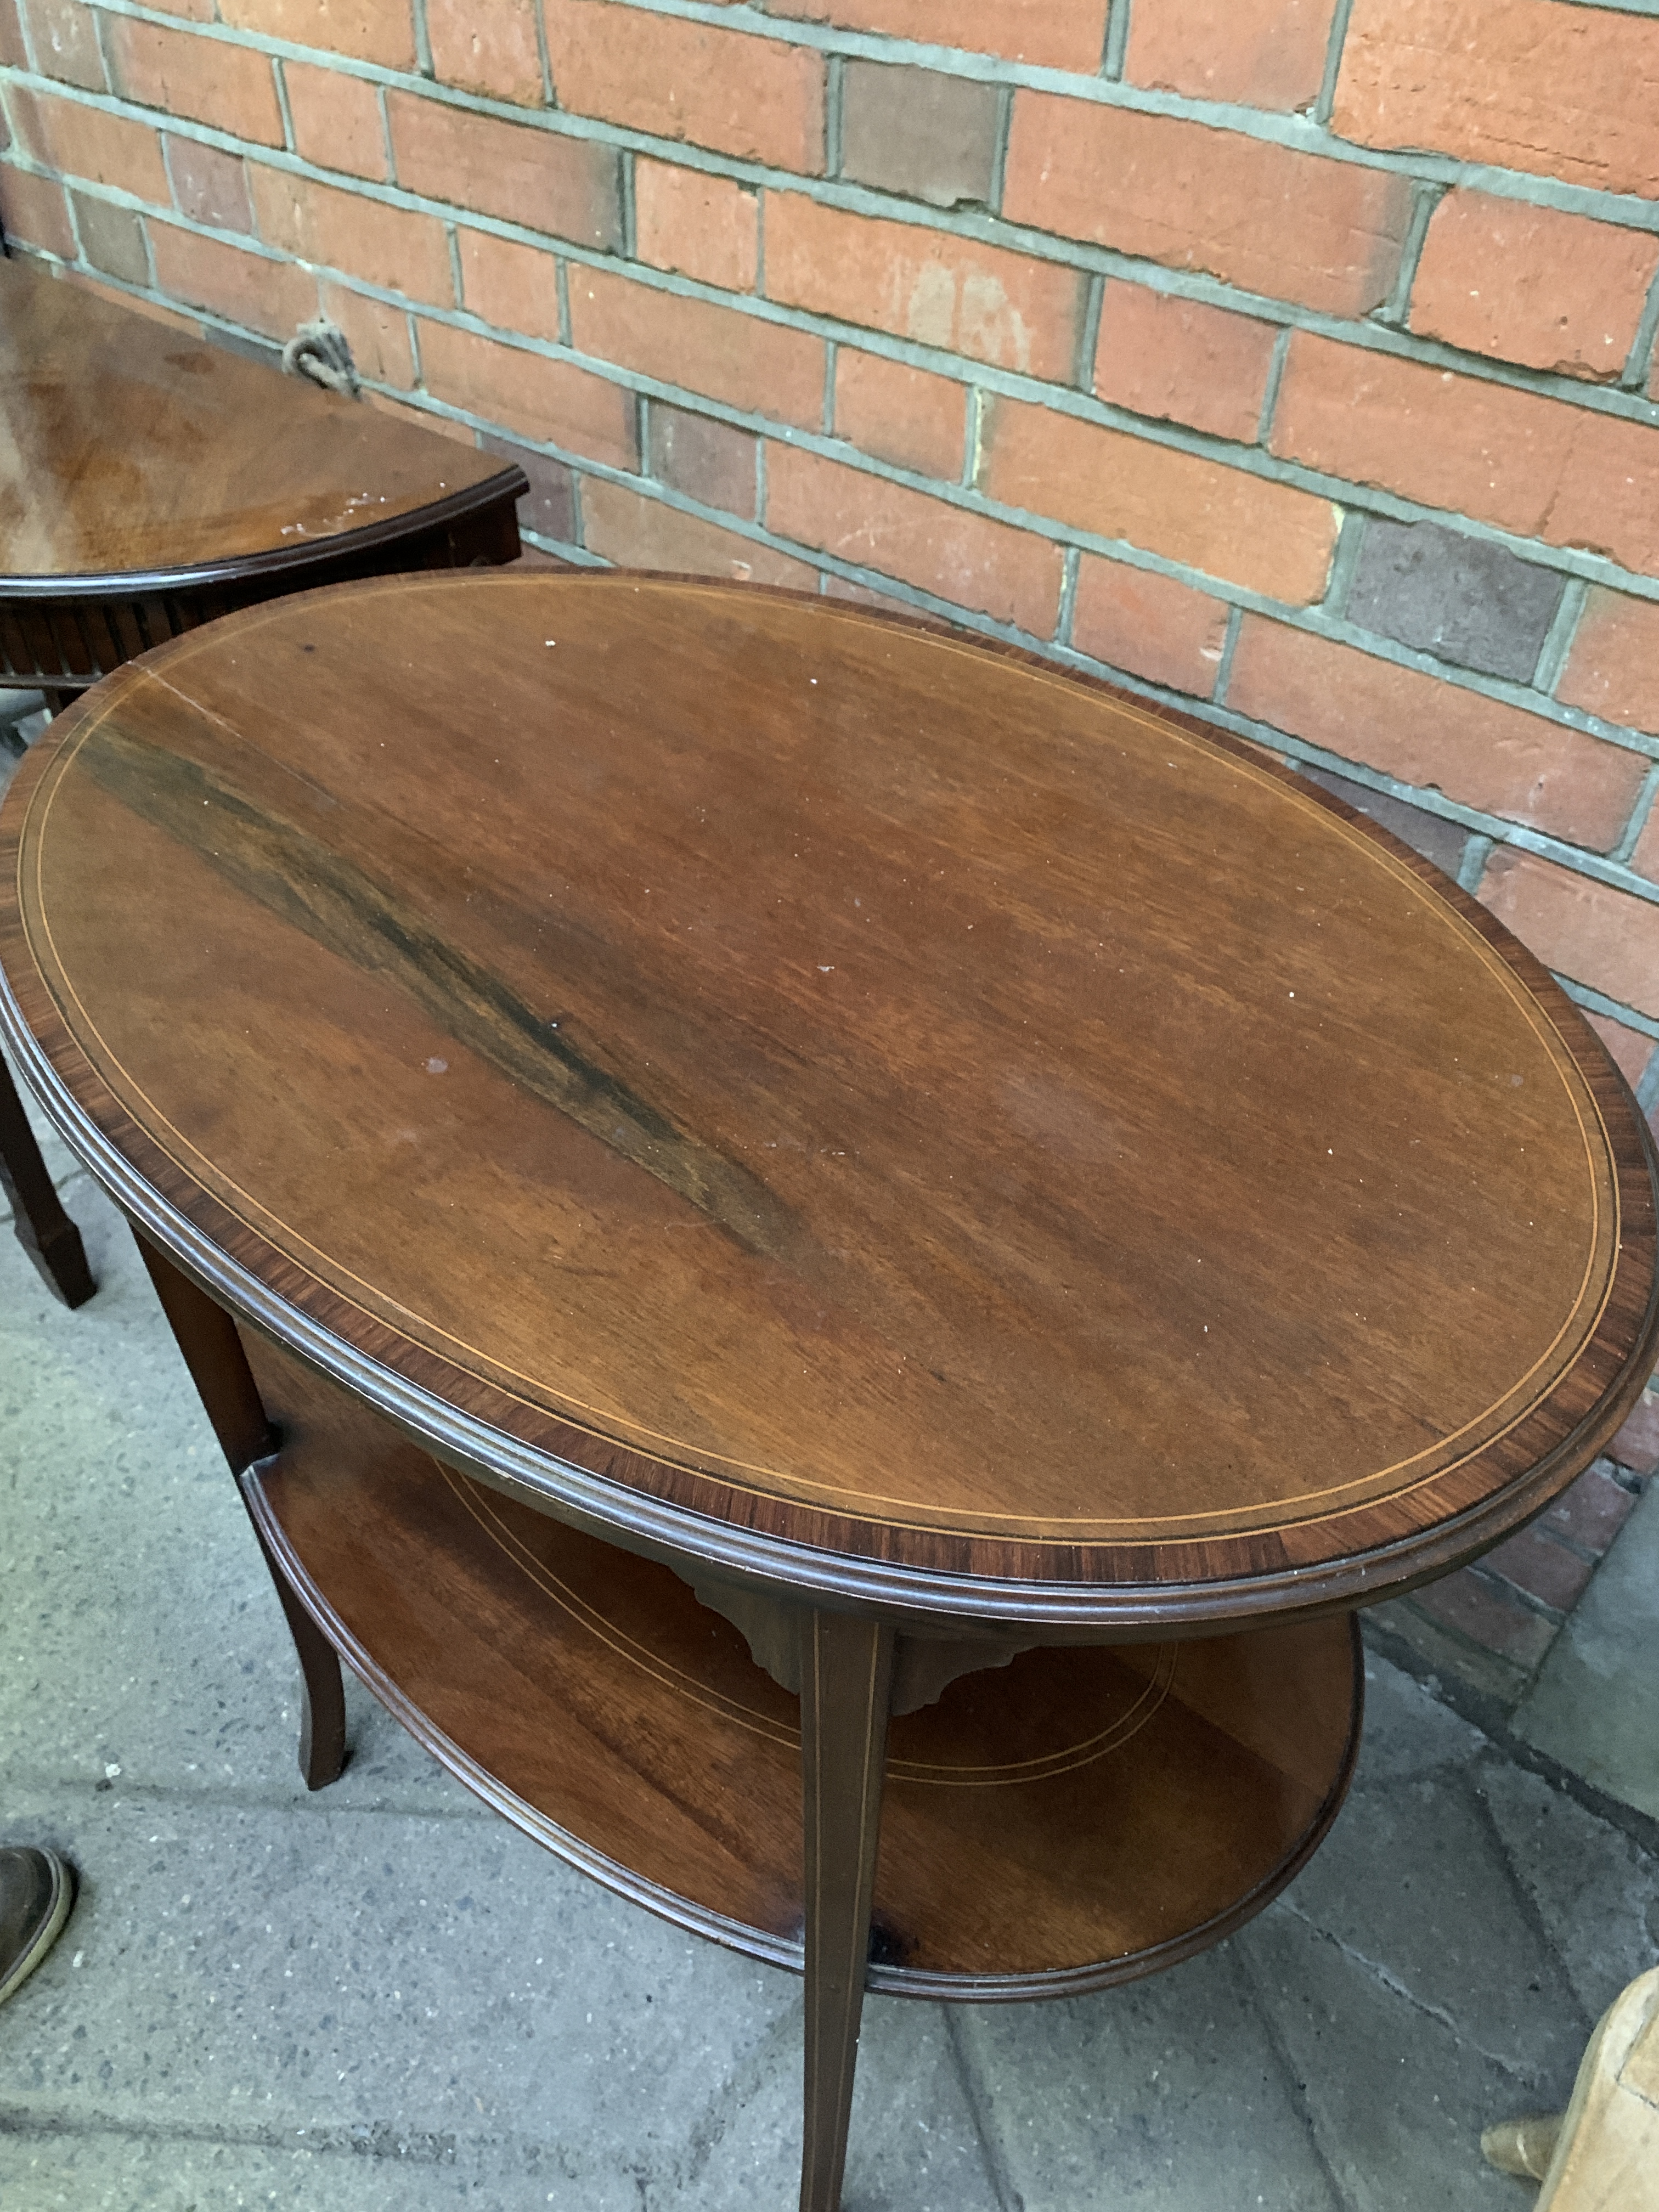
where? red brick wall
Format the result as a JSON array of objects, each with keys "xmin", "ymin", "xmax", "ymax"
[{"xmin": 5, "ymin": 0, "xmax": 1659, "ymax": 1103}]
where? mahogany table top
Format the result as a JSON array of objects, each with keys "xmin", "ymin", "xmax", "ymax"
[
  {"xmin": 2, "ymin": 572, "xmax": 1654, "ymax": 1628},
  {"xmin": 0, "ymin": 254, "xmax": 516, "ymax": 593}
]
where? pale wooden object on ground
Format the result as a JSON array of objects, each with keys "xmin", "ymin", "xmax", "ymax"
[{"xmin": 1482, "ymin": 1967, "xmax": 1659, "ymax": 2207}]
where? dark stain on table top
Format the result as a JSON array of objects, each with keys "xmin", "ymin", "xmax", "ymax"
[
  {"xmin": 0, "ymin": 255, "xmax": 517, "ymax": 591},
  {"xmin": 3, "ymin": 572, "xmax": 1654, "ymax": 1621}
]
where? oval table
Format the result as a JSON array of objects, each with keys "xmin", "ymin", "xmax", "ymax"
[
  {"xmin": 2, "ymin": 573, "xmax": 1655, "ymax": 2210},
  {"xmin": 0, "ymin": 249, "xmax": 526, "ymax": 1307}
]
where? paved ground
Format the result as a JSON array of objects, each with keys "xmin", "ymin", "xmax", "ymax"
[{"xmin": 3, "ymin": 698, "xmax": 1658, "ymax": 2209}]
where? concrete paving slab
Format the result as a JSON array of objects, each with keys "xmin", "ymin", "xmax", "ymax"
[
  {"xmin": 1238, "ymin": 1905, "xmax": 1529, "ymax": 2212},
  {"xmin": 953, "ymin": 1940, "xmax": 1340, "ymax": 2210},
  {"xmin": 0, "ymin": 1175, "xmax": 471, "ymax": 1816},
  {"xmin": 0, "ymin": 2123, "xmax": 634, "ymax": 2211},
  {"xmin": 1479, "ymin": 1757, "xmax": 1659, "ymax": 2023},
  {"xmin": 684, "ymin": 1995, "xmax": 1003, "ymax": 2212},
  {"xmin": 1277, "ymin": 1756, "xmax": 1588, "ymax": 2083},
  {"xmin": 1513, "ymin": 1479, "xmax": 1659, "ymax": 1819},
  {"xmin": 0, "ymin": 1782, "xmax": 800, "ymax": 2205},
  {"xmin": 1352, "ymin": 1652, "xmax": 1488, "ymax": 1783}
]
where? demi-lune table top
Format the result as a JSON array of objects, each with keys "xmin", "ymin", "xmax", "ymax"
[
  {"xmin": 0, "ymin": 253, "xmax": 518, "ymax": 594},
  {"xmin": 2, "ymin": 572, "xmax": 1653, "ymax": 1627}
]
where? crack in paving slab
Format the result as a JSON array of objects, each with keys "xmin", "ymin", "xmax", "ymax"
[
  {"xmin": 1274, "ymin": 1904, "xmax": 1552, "ymax": 2087},
  {"xmin": 0, "ymin": 2104, "xmax": 603, "ymax": 2173},
  {"xmin": 1468, "ymin": 1758, "xmax": 1597, "ymax": 2041},
  {"xmin": 942, "ymin": 2006, "xmax": 1025, "ymax": 2212},
  {"xmin": 1224, "ymin": 1941, "xmax": 1352, "ymax": 2212},
  {"xmin": 4, "ymin": 1778, "xmax": 494, "ymax": 1821}
]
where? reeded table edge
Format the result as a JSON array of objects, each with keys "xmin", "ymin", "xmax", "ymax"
[
  {"xmin": 241, "ymin": 1462, "xmax": 1366, "ymax": 2001},
  {"xmin": 4, "ymin": 580, "xmax": 1657, "ymax": 1629},
  {"xmin": 0, "ymin": 470, "xmax": 529, "ymax": 600}
]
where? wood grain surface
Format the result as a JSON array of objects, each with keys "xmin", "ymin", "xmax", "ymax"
[
  {"xmin": 2, "ymin": 570, "xmax": 1655, "ymax": 1623},
  {"xmin": 245, "ymin": 1330, "xmax": 1361, "ymax": 1996},
  {"xmin": 0, "ymin": 255, "xmax": 518, "ymax": 592}
]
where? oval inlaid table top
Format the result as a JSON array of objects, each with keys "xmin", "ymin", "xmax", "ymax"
[
  {"xmin": 0, "ymin": 255, "xmax": 517, "ymax": 592},
  {"xmin": 2, "ymin": 572, "xmax": 1655, "ymax": 1626}
]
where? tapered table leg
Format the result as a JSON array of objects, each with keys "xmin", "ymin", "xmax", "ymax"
[
  {"xmin": 799, "ymin": 1609, "xmax": 895, "ymax": 2212},
  {"xmin": 0, "ymin": 1050, "xmax": 94, "ymax": 1307},
  {"xmin": 133, "ymin": 1230, "xmax": 347, "ymax": 1790}
]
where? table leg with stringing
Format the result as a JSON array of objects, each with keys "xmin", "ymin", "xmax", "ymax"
[
  {"xmin": 132, "ymin": 1229, "xmax": 348, "ymax": 1791},
  {"xmin": 799, "ymin": 1610, "xmax": 896, "ymax": 2212},
  {"xmin": 0, "ymin": 1048, "xmax": 94, "ymax": 1307}
]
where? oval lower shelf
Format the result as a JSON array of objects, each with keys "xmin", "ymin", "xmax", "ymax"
[{"xmin": 242, "ymin": 1333, "xmax": 1362, "ymax": 2001}]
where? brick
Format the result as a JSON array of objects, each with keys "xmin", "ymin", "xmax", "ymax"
[
  {"xmin": 1125, "ymin": 0, "xmax": 1335, "ymax": 112},
  {"xmin": 479, "ymin": 431, "xmax": 578, "ymax": 546},
  {"xmin": 387, "ymin": 94, "xmax": 620, "ymax": 255},
  {"xmin": 583, "ymin": 477, "xmax": 816, "ymax": 586},
  {"xmin": 1545, "ymin": 1458, "xmax": 1641, "ymax": 1547},
  {"xmin": 108, "ymin": 17, "xmax": 283, "ymax": 148},
  {"xmin": 1334, "ymin": 0, "xmax": 1659, "ymax": 200},
  {"xmin": 1481, "ymin": 1526, "xmax": 1593, "ymax": 1615},
  {"xmin": 1409, "ymin": 1567, "xmax": 1557, "ymax": 1671},
  {"xmin": 768, "ymin": 444, "xmax": 1063, "ymax": 634},
  {"xmin": 1271, "ymin": 334, "xmax": 1659, "ymax": 582},
  {"xmin": 1005, "ymin": 96, "xmax": 1413, "ymax": 319},
  {"xmin": 458, "ymin": 228, "xmax": 563, "ymax": 345},
  {"xmin": 1229, "ymin": 620, "xmax": 1646, "ymax": 849},
  {"xmin": 1410, "ymin": 193, "xmax": 1659, "ymax": 385},
  {"xmin": 148, "ymin": 221, "xmax": 317, "ymax": 340},
  {"xmin": 24, "ymin": 0, "xmax": 108, "ymax": 90},
  {"xmin": 1583, "ymin": 1011, "xmax": 1654, "ymax": 1094},
  {"xmin": 765, "ymin": 195, "xmax": 1084, "ymax": 382},
  {"xmin": 218, "ymin": 0, "xmax": 415, "ymax": 70},
  {"xmin": 1627, "ymin": 795, "xmax": 1659, "ymax": 891},
  {"xmin": 165, "ymin": 136, "xmax": 253, "ymax": 235},
  {"xmin": 1607, "ymin": 1401, "xmax": 1659, "ymax": 1481},
  {"xmin": 545, "ymin": 0, "xmax": 823, "ymax": 173},
  {"xmin": 415, "ymin": 320, "xmax": 636, "ymax": 469},
  {"xmin": 428, "ymin": 0, "xmax": 543, "ymax": 106},
  {"xmin": 763, "ymin": 0, "xmax": 1109, "ymax": 74},
  {"xmin": 1298, "ymin": 764, "xmax": 1470, "ymax": 879},
  {"xmin": 982, "ymin": 397, "xmax": 1336, "ymax": 603},
  {"xmin": 1093, "ymin": 283, "xmax": 1278, "ymax": 445},
  {"xmin": 1344, "ymin": 516, "xmax": 1564, "ymax": 686},
  {"xmin": 284, "ymin": 59, "xmax": 387, "ymax": 182},
  {"xmin": 839, "ymin": 62, "xmax": 998, "ymax": 211},
  {"xmin": 0, "ymin": 0, "xmax": 24, "ymax": 68},
  {"xmin": 319, "ymin": 279, "xmax": 413, "ymax": 387},
  {"xmin": 634, "ymin": 159, "xmax": 756, "ymax": 294},
  {"xmin": 71, "ymin": 190, "xmax": 148, "ymax": 285},
  {"xmin": 647, "ymin": 402, "xmax": 758, "ymax": 519},
  {"xmin": 250, "ymin": 166, "xmax": 454, "ymax": 307},
  {"xmin": 569, "ymin": 267, "xmax": 824, "ymax": 428},
  {"xmin": 1070, "ymin": 557, "xmax": 1228, "ymax": 697},
  {"xmin": 1558, "ymin": 589, "xmax": 1659, "ymax": 738},
  {"xmin": 0, "ymin": 163, "xmax": 72, "ymax": 257},
  {"xmin": 833, "ymin": 349, "xmax": 965, "ymax": 482},
  {"xmin": 7, "ymin": 85, "xmax": 171, "ymax": 202},
  {"xmin": 1479, "ymin": 847, "xmax": 1659, "ymax": 1019}
]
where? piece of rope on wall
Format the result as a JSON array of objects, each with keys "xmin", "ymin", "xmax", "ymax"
[{"xmin": 281, "ymin": 319, "xmax": 361, "ymax": 399}]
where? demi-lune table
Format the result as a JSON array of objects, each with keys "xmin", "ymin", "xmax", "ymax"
[
  {"xmin": 0, "ymin": 250, "xmax": 526, "ymax": 1306},
  {"xmin": 2, "ymin": 572, "xmax": 1655, "ymax": 2210}
]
